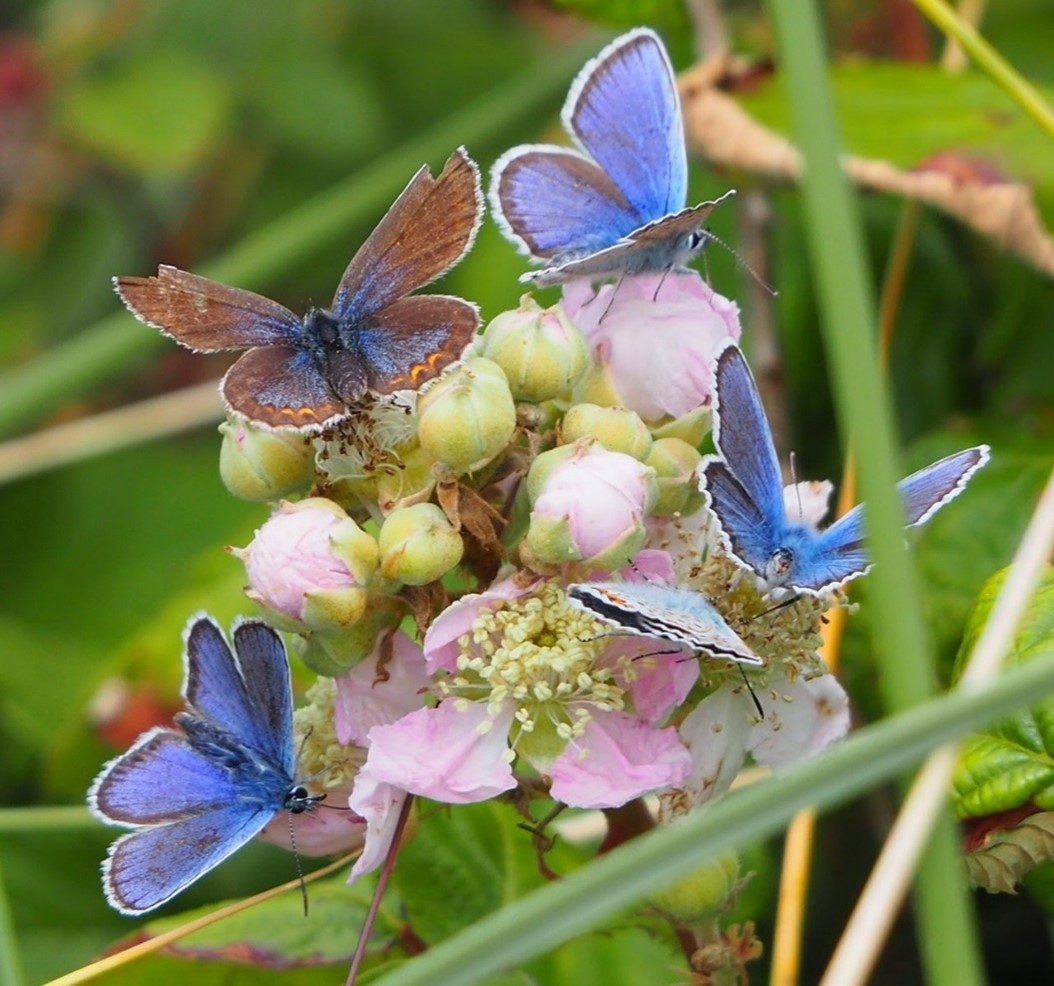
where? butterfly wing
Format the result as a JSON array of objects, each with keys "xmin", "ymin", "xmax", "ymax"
[
  {"xmin": 709, "ymin": 345, "xmax": 787, "ymax": 534},
  {"xmin": 331, "ymin": 148, "xmax": 483, "ymax": 323},
  {"xmin": 221, "ymin": 345, "xmax": 346, "ymax": 429},
  {"xmin": 114, "ymin": 266, "xmax": 302, "ymax": 352},
  {"xmin": 568, "ymin": 581, "xmax": 761, "ymax": 666},
  {"xmin": 524, "ymin": 195, "xmax": 732, "ymax": 286},
  {"xmin": 490, "ymin": 146, "xmax": 644, "ymax": 262},
  {"xmin": 181, "ymin": 617, "xmax": 293, "ymax": 773},
  {"xmin": 354, "ymin": 295, "xmax": 479, "ymax": 395},
  {"xmin": 898, "ymin": 445, "xmax": 990, "ymax": 527},
  {"xmin": 102, "ymin": 801, "xmax": 277, "ymax": 914},
  {"xmin": 566, "ymin": 28, "xmax": 687, "ymax": 223},
  {"xmin": 701, "ymin": 458, "xmax": 784, "ymax": 577}
]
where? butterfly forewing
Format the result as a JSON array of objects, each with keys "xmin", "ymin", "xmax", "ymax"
[
  {"xmin": 89, "ymin": 729, "xmax": 243, "ymax": 827},
  {"xmin": 568, "ymin": 581, "xmax": 761, "ymax": 666},
  {"xmin": 710, "ymin": 345, "xmax": 786, "ymax": 532},
  {"xmin": 333, "ymin": 147, "xmax": 483, "ymax": 321},
  {"xmin": 492, "ymin": 148, "xmax": 640, "ymax": 261},
  {"xmin": 897, "ymin": 446, "xmax": 990, "ymax": 528},
  {"xmin": 567, "ymin": 28, "xmax": 686, "ymax": 222},
  {"xmin": 114, "ymin": 267, "xmax": 302, "ymax": 352},
  {"xmin": 229, "ymin": 620, "xmax": 296, "ymax": 771}
]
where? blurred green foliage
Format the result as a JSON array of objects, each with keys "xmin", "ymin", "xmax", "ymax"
[{"xmin": 1, "ymin": 0, "xmax": 1053, "ymax": 983}]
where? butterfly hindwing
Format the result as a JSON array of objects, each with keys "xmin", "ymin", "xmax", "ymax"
[
  {"xmin": 102, "ymin": 801, "xmax": 278, "ymax": 914},
  {"xmin": 358, "ymin": 295, "xmax": 480, "ymax": 394},
  {"xmin": 222, "ymin": 345, "xmax": 346, "ymax": 429}
]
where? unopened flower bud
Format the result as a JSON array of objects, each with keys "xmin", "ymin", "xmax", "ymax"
[
  {"xmin": 218, "ymin": 419, "xmax": 314, "ymax": 502},
  {"xmin": 481, "ymin": 295, "xmax": 589, "ymax": 403},
  {"xmin": 649, "ymin": 852, "xmax": 741, "ymax": 921},
  {"xmin": 561, "ymin": 403, "xmax": 652, "ymax": 460},
  {"xmin": 649, "ymin": 405, "xmax": 712, "ymax": 447},
  {"xmin": 646, "ymin": 437, "xmax": 704, "ymax": 516},
  {"xmin": 374, "ymin": 444, "xmax": 438, "ymax": 515},
  {"xmin": 296, "ymin": 602, "xmax": 403, "ymax": 676},
  {"xmin": 378, "ymin": 503, "xmax": 464, "ymax": 585},
  {"xmin": 232, "ymin": 498, "xmax": 379, "ymax": 633},
  {"xmin": 524, "ymin": 441, "xmax": 657, "ymax": 571},
  {"xmin": 417, "ymin": 358, "xmax": 516, "ymax": 474}
]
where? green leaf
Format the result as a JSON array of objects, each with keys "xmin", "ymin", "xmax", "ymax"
[
  {"xmin": 60, "ymin": 54, "xmax": 231, "ymax": 175},
  {"xmin": 952, "ymin": 566, "xmax": 1054, "ymax": 819},
  {"xmin": 394, "ymin": 801, "xmax": 552, "ymax": 944}
]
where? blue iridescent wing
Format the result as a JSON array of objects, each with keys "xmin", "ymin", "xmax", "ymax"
[
  {"xmin": 701, "ymin": 458, "xmax": 783, "ymax": 576},
  {"xmin": 704, "ymin": 345, "xmax": 788, "ymax": 544},
  {"xmin": 114, "ymin": 267, "xmax": 302, "ymax": 352},
  {"xmin": 801, "ymin": 445, "xmax": 990, "ymax": 593},
  {"xmin": 88, "ymin": 728, "xmax": 244, "ymax": 825},
  {"xmin": 182, "ymin": 616, "xmax": 293, "ymax": 772},
  {"xmin": 490, "ymin": 146, "xmax": 644, "ymax": 261},
  {"xmin": 331, "ymin": 148, "xmax": 483, "ymax": 322},
  {"xmin": 102, "ymin": 802, "xmax": 277, "ymax": 914},
  {"xmin": 792, "ymin": 504, "xmax": 872, "ymax": 593},
  {"xmin": 897, "ymin": 446, "xmax": 990, "ymax": 527},
  {"xmin": 566, "ymin": 28, "xmax": 686, "ymax": 223}
]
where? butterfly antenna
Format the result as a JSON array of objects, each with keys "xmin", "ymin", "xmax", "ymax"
[
  {"xmin": 738, "ymin": 663, "xmax": 764, "ymax": 718},
  {"xmin": 789, "ymin": 452, "xmax": 806, "ymax": 520},
  {"xmin": 346, "ymin": 793, "xmax": 415, "ymax": 986},
  {"xmin": 652, "ymin": 266, "xmax": 673, "ymax": 301},
  {"xmin": 598, "ymin": 276, "xmax": 624, "ymax": 321},
  {"xmin": 287, "ymin": 812, "xmax": 310, "ymax": 917},
  {"xmin": 701, "ymin": 229, "xmax": 777, "ymax": 296}
]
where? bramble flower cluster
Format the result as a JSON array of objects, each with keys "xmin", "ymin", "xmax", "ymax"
[{"xmin": 221, "ymin": 265, "xmax": 849, "ymax": 887}]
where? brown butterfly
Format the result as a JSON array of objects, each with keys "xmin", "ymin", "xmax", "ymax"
[{"xmin": 115, "ymin": 148, "xmax": 483, "ymax": 429}]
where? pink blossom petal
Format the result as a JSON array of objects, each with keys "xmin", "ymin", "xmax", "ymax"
[
  {"xmin": 360, "ymin": 700, "xmax": 517, "ymax": 804},
  {"xmin": 334, "ymin": 630, "xmax": 431, "ymax": 746},
  {"xmin": 620, "ymin": 549, "xmax": 676, "ymax": 584},
  {"xmin": 621, "ymin": 649, "xmax": 699, "ymax": 723},
  {"xmin": 565, "ymin": 271, "xmax": 741, "ymax": 420},
  {"xmin": 747, "ymin": 673, "xmax": 850, "ymax": 767},
  {"xmin": 423, "ymin": 576, "xmax": 536, "ymax": 673},
  {"xmin": 549, "ymin": 711, "xmax": 692, "ymax": 809},
  {"xmin": 347, "ymin": 773, "xmax": 409, "ymax": 882}
]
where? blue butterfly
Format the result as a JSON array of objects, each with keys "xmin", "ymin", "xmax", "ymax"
[
  {"xmin": 566, "ymin": 580, "xmax": 762, "ymax": 666},
  {"xmin": 490, "ymin": 28, "xmax": 734, "ymax": 288},
  {"xmin": 88, "ymin": 615, "xmax": 318, "ymax": 914},
  {"xmin": 115, "ymin": 148, "xmax": 483, "ymax": 430},
  {"xmin": 700, "ymin": 343, "xmax": 990, "ymax": 596}
]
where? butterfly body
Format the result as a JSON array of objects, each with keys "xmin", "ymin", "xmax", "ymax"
[
  {"xmin": 567, "ymin": 580, "xmax": 761, "ymax": 666},
  {"xmin": 490, "ymin": 28, "xmax": 734, "ymax": 286},
  {"xmin": 701, "ymin": 343, "xmax": 991, "ymax": 595},
  {"xmin": 116, "ymin": 148, "xmax": 483, "ymax": 430},
  {"xmin": 88, "ymin": 616, "xmax": 317, "ymax": 914}
]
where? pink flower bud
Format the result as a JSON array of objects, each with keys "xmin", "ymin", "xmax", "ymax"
[
  {"xmin": 525, "ymin": 442, "xmax": 657, "ymax": 570},
  {"xmin": 566, "ymin": 270, "xmax": 741, "ymax": 421},
  {"xmin": 232, "ymin": 498, "xmax": 379, "ymax": 632}
]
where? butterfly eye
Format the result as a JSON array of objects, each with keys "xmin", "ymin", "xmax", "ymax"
[
  {"xmin": 767, "ymin": 548, "xmax": 795, "ymax": 582},
  {"xmin": 287, "ymin": 785, "xmax": 324, "ymax": 813}
]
